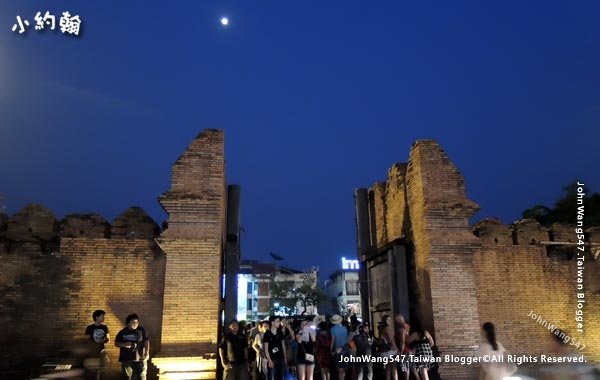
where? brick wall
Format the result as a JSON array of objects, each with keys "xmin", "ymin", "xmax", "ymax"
[
  {"xmin": 0, "ymin": 205, "xmax": 165, "ymax": 378},
  {"xmin": 0, "ymin": 129, "xmax": 227, "ymax": 380},
  {"xmin": 60, "ymin": 237, "xmax": 166, "ymax": 366},
  {"xmin": 404, "ymin": 140, "xmax": 481, "ymax": 380},
  {"xmin": 154, "ymin": 130, "xmax": 226, "ymax": 379},
  {"xmin": 473, "ymin": 219, "xmax": 600, "ymax": 364},
  {"xmin": 361, "ymin": 139, "xmax": 599, "ymax": 379},
  {"xmin": 385, "ymin": 163, "xmax": 408, "ymax": 242}
]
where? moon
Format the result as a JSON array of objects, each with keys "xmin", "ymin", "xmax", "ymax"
[{"xmin": 221, "ymin": 17, "xmax": 229, "ymax": 26}]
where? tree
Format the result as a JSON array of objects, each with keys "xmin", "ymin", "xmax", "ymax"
[
  {"xmin": 522, "ymin": 182, "xmax": 600, "ymax": 227},
  {"xmin": 269, "ymin": 272, "xmax": 326, "ymax": 316},
  {"xmin": 270, "ymin": 280, "xmax": 299, "ymax": 315}
]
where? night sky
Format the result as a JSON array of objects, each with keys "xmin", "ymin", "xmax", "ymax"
[{"xmin": 1, "ymin": 1, "xmax": 599, "ymax": 279}]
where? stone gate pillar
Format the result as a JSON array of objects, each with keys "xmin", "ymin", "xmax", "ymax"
[
  {"xmin": 152, "ymin": 130, "xmax": 226, "ymax": 380},
  {"xmin": 405, "ymin": 140, "xmax": 482, "ymax": 380}
]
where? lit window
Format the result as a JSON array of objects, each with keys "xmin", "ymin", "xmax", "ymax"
[{"xmin": 346, "ymin": 281, "xmax": 359, "ymax": 295}]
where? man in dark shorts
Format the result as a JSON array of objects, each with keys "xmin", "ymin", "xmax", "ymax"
[
  {"xmin": 114, "ymin": 313, "xmax": 149, "ymax": 380},
  {"xmin": 84, "ymin": 309, "xmax": 110, "ymax": 380},
  {"xmin": 219, "ymin": 320, "xmax": 249, "ymax": 380}
]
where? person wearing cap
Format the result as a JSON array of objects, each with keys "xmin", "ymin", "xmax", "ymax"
[{"xmin": 329, "ymin": 314, "xmax": 349, "ymax": 380}]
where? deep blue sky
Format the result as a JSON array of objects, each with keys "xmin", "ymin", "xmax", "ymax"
[{"xmin": 1, "ymin": 1, "xmax": 599, "ymax": 279}]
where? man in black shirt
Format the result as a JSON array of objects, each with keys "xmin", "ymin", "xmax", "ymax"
[
  {"xmin": 114, "ymin": 313, "xmax": 149, "ymax": 380},
  {"xmin": 84, "ymin": 309, "xmax": 110, "ymax": 380},
  {"xmin": 353, "ymin": 322, "xmax": 374, "ymax": 380},
  {"xmin": 219, "ymin": 320, "xmax": 249, "ymax": 380},
  {"xmin": 262, "ymin": 317, "xmax": 287, "ymax": 380}
]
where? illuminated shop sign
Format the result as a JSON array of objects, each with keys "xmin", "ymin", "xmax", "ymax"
[{"xmin": 342, "ymin": 257, "xmax": 359, "ymax": 270}]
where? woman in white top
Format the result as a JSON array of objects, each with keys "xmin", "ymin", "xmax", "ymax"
[
  {"xmin": 478, "ymin": 322, "xmax": 516, "ymax": 380},
  {"xmin": 296, "ymin": 320, "xmax": 317, "ymax": 380}
]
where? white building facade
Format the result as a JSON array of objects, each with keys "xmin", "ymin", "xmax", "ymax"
[{"xmin": 324, "ymin": 257, "xmax": 361, "ymax": 318}]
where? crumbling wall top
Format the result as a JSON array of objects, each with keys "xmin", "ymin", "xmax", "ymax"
[
  {"xmin": 4, "ymin": 204, "xmax": 59, "ymax": 242},
  {"xmin": 111, "ymin": 207, "xmax": 160, "ymax": 239},
  {"xmin": 60, "ymin": 213, "xmax": 110, "ymax": 238}
]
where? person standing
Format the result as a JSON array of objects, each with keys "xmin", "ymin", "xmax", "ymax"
[
  {"xmin": 380, "ymin": 315, "xmax": 399, "ymax": 380},
  {"xmin": 253, "ymin": 321, "xmax": 269, "ymax": 380},
  {"xmin": 315, "ymin": 322, "xmax": 332, "ymax": 380},
  {"xmin": 394, "ymin": 314, "xmax": 414, "ymax": 380},
  {"xmin": 114, "ymin": 314, "xmax": 149, "ymax": 380},
  {"xmin": 84, "ymin": 310, "xmax": 110, "ymax": 380},
  {"xmin": 263, "ymin": 317, "xmax": 287, "ymax": 380},
  {"xmin": 407, "ymin": 320, "xmax": 434, "ymax": 380},
  {"xmin": 220, "ymin": 320, "xmax": 249, "ymax": 380},
  {"xmin": 477, "ymin": 322, "xmax": 516, "ymax": 380},
  {"xmin": 353, "ymin": 322, "xmax": 374, "ymax": 380},
  {"xmin": 281, "ymin": 319, "xmax": 296, "ymax": 377},
  {"xmin": 329, "ymin": 314, "xmax": 349, "ymax": 380},
  {"xmin": 296, "ymin": 320, "xmax": 316, "ymax": 380},
  {"xmin": 248, "ymin": 321, "xmax": 259, "ymax": 380}
]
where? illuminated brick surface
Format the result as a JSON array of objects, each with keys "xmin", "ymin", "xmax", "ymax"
[
  {"xmin": 0, "ymin": 130, "xmax": 226, "ymax": 380},
  {"xmin": 364, "ymin": 140, "xmax": 600, "ymax": 379}
]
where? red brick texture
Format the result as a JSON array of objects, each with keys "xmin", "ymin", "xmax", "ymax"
[
  {"xmin": 364, "ymin": 140, "xmax": 600, "ymax": 379},
  {"xmin": 0, "ymin": 129, "xmax": 227, "ymax": 380},
  {"xmin": 154, "ymin": 130, "xmax": 226, "ymax": 379},
  {"xmin": 0, "ymin": 211, "xmax": 165, "ymax": 376}
]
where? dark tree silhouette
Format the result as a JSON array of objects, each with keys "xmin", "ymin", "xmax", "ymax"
[
  {"xmin": 522, "ymin": 182, "xmax": 600, "ymax": 227},
  {"xmin": 269, "ymin": 273, "xmax": 326, "ymax": 315}
]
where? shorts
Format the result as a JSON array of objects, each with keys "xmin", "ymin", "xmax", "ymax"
[{"xmin": 334, "ymin": 352, "xmax": 349, "ymax": 369}]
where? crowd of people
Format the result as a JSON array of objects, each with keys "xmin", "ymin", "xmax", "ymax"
[
  {"xmin": 47, "ymin": 309, "xmax": 593, "ymax": 380},
  {"xmin": 218, "ymin": 314, "xmax": 596, "ymax": 380},
  {"xmin": 218, "ymin": 313, "xmax": 441, "ymax": 380}
]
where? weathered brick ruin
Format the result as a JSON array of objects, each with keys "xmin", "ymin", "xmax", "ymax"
[
  {"xmin": 2, "ymin": 133, "xmax": 598, "ymax": 380},
  {"xmin": 356, "ymin": 140, "xmax": 600, "ymax": 379},
  {"xmin": 0, "ymin": 130, "xmax": 226, "ymax": 380}
]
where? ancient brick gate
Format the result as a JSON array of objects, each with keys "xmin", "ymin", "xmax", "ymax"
[
  {"xmin": 0, "ymin": 129, "xmax": 232, "ymax": 380},
  {"xmin": 151, "ymin": 129, "xmax": 227, "ymax": 379},
  {"xmin": 354, "ymin": 140, "xmax": 600, "ymax": 380}
]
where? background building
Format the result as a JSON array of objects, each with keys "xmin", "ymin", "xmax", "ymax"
[
  {"xmin": 324, "ymin": 257, "xmax": 361, "ymax": 318},
  {"xmin": 236, "ymin": 260, "xmax": 319, "ymax": 321}
]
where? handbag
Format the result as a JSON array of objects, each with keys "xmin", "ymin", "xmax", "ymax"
[{"xmin": 301, "ymin": 342, "xmax": 315, "ymax": 363}]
